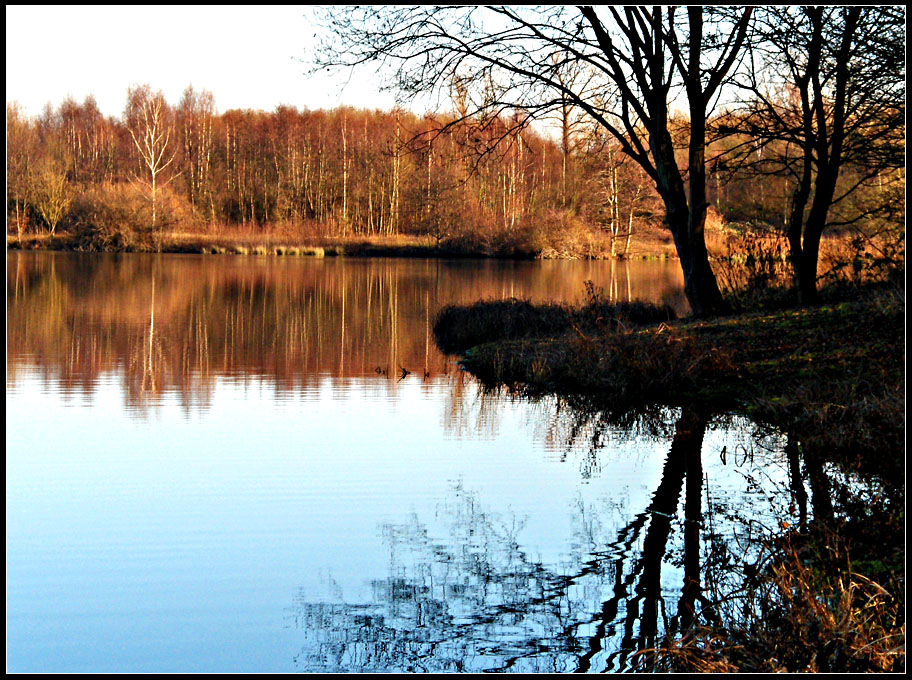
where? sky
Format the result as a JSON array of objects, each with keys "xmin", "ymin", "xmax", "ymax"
[{"xmin": 6, "ymin": 5, "xmax": 400, "ymax": 119}]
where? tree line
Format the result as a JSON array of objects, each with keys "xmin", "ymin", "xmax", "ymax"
[
  {"xmin": 6, "ymin": 8, "xmax": 903, "ymax": 312},
  {"xmin": 7, "ymin": 86, "xmax": 668, "ymax": 258}
]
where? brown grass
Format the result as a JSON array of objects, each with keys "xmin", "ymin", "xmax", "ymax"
[
  {"xmin": 160, "ymin": 224, "xmax": 437, "ymax": 254},
  {"xmin": 637, "ymin": 533, "xmax": 905, "ymax": 673}
]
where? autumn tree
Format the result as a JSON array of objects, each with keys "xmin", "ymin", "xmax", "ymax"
[
  {"xmin": 10, "ymin": 82, "xmax": 654, "ymax": 253},
  {"xmin": 177, "ymin": 85, "xmax": 216, "ymax": 222},
  {"xmin": 7, "ymin": 102, "xmax": 37, "ymax": 238},
  {"xmin": 584, "ymin": 129, "xmax": 661, "ymax": 259},
  {"xmin": 313, "ymin": 6, "xmax": 752, "ymax": 316},
  {"xmin": 31, "ymin": 156, "xmax": 72, "ymax": 234},
  {"xmin": 548, "ymin": 53, "xmax": 591, "ymax": 210},
  {"xmin": 56, "ymin": 95, "xmax": 116, "ymax": 185}
]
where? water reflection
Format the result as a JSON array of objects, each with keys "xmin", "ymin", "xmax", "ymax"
[
  {"xmin": 286, "ymin": 405, "xmax": 844, "ymax": 673},
  {"xmin": 8, "ymin": 252, "xmax": 889, "ymax": 673},
  {"xmin": 5, "ymin": 251, "xmax": 688, "ymax": 672},
  {"xmin": 7, "ymin": 252, "xmax": 687, "ymax": 414}
]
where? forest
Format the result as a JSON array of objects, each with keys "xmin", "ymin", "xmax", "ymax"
[{"xmin": 7, "ymin": 89, "xmax": 659, "ymax": 256}]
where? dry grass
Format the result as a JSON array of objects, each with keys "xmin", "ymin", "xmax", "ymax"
[
  {"xmin": 7, "ymin": 232, "xmax": 73, "ymax": 250},
  {"xmin": 637, "ymin": 533, "xmax": 905, "ymax": 673},
  {"xmin": 155, "ymin": 227, "xmax": 470, "ymax": 258}
]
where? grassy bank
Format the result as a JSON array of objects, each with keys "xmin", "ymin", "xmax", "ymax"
[
  {"xmin": 8, "ymin": 220, "xmax": 880, "ymax": 273},
  {"xmin": 436, "ymin": 285, "xmax": 903, "ymax": 470},
  {"xmin": 433, "ymin": 282, "xmax": 905, "ymax": 671}
]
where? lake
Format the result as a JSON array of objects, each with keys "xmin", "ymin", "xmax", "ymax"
[{"xmin": 7, "ymin": 251, "xmax": 812, "ymax": 672}]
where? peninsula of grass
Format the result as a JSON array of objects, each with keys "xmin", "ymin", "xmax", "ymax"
[{"xmin": 435, "ymin": 284, "xmax": 903, "ymax": 476}]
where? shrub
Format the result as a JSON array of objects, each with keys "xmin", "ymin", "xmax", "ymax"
[
  {"xmin": 433, "ymin": 286, "xmax": 677, "ymax": 355},
  {"xmin": 67, "ymin": 183, "xmax": 196, "ymax": 252},
  {"xmin": 435, "ymin": 207, "xmax": 612, "ymax": 259},
  {"xmin": 579, "ymin": 280, "xmax": 677, "ymax": 329},
  {"xmin": 534, "ymin": 210, "xmax": 613, "ymax": 260},
  {"xmin": 433, "ymin": 298, "xmax": 572, "ymax": 353},
  {"xmin": 67, "ymin": 183, "xmax": 155, "ymax": 251},
  {"xmin": 819, "ymin": 229, "xmax": 906, "ymax": 290},
  {"xmin": 713, "ymin": 231, "xmax": 794, "ymax": 311}
]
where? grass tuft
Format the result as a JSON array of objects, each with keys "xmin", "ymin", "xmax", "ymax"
[{"xmin": 433, "ymin": 289, "xmax": 676, "ymax": 355}]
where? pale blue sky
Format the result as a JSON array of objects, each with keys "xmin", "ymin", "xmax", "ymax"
[{"xmin": 6, "ymin": 5, "xmax": 399, "ymax": 118}]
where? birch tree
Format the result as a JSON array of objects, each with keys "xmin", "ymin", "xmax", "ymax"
[
  {"xmin": 125, "ymin": 85, "xmax": 177, "ymax": 232},
  {"xmin": 178, "ymin": 85, "xmax": 216, "ymax": 222}
]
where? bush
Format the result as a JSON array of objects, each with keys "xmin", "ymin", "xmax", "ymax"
[
  {"xmin": 819, "ymin": 230, "xmax": 906, "ymax": 290},
  {"xmin": 433, "ymin": 298, "xmax": 572, "ymax": 353},
  {"xmin": 534, "ymin": 210, "xmax": 613, "ymax": 259},
  {"xmin": 67, "ymin": 183, "xmax": 196, "ymax": 252},
  {"xmin": 713, "ymin": 232, "xmax": 794, "ymax": 311},
  {"xmin": 435, "ymin": 207, "xmax": 612, "ymax": 259},
  {"xmin": 639, "ymin": 533, "xmax": 905, "ymax": 673},
  {"xmin": 579, "ymin": 280, "xmax": 677, "ymax": 329}
]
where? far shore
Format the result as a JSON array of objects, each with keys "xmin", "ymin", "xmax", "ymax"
[
  {"xmin": 7, "ymin": 228, "xmax": 684, "ymax": 261},
  {"xmin": 8, "ymin": 221, "xmax": 865, "ymax": 267}
]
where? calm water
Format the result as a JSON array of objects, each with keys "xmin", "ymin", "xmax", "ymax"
[{"xmin": 8, "ymin": 252, "xmax": 813, "ymax": 672}]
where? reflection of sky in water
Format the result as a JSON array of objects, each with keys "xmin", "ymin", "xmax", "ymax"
[{"xmin": 7, "ymin": 368, "xmax": 793, "ymax": 673}]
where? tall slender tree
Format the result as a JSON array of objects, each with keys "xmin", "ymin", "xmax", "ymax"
[
  {"xmin": 125, "ymin": 85, "xmax": 178, "ymax": 232},
  {"xmin": 178, "ymin": 85, "xmax": 216, "ymax": 222}
]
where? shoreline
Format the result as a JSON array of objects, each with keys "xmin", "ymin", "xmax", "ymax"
[
  {"xmin": 6, "ymin": 230, "xmax": 681, "ymax": 261},
  {"xmin": 437, "ymin": 290, "xmax": 903, "ymax": 475}
]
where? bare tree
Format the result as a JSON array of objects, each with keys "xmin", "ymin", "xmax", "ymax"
[
  {"xmin": 548, "ymin": 53, "xmax": 591, "ymax": 209},
  {"xmin": 178, "ymin": 85, "xmax": 216, "ymax": 222},
  {"xmin": 587, "ymin": 132, "xmax": 658, "ymax": 259},
  {"xmin": 7, "ymin": 102, "xmax": 36, "ymax": 240},
  {"xmin": 313, "ymin": 6, "xmax": 752, "ymax": 316},
  {"xmin": 719, "ymin": 6, "xmax": 905, "ymax": 303},
  {"xmin": 125, "ymin": 85, "xmax": 178, "ymax": 232}
]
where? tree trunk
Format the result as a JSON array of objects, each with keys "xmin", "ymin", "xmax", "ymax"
[
  {"xmin": 624, "ymin": 207, "xmax": 633, "ymax": 258},
  {"xmin": 652, "ymin": 128, "xmax": 730, "ymax": 318}
]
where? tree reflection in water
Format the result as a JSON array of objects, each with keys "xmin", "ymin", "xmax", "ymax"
[
  {"xmin": 7, "ymin": 251, "xmax": 687, "ymax": 415},
  {"xmin": 287, "ymin": 406, "xmax": 818, "ymax": 673}
]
